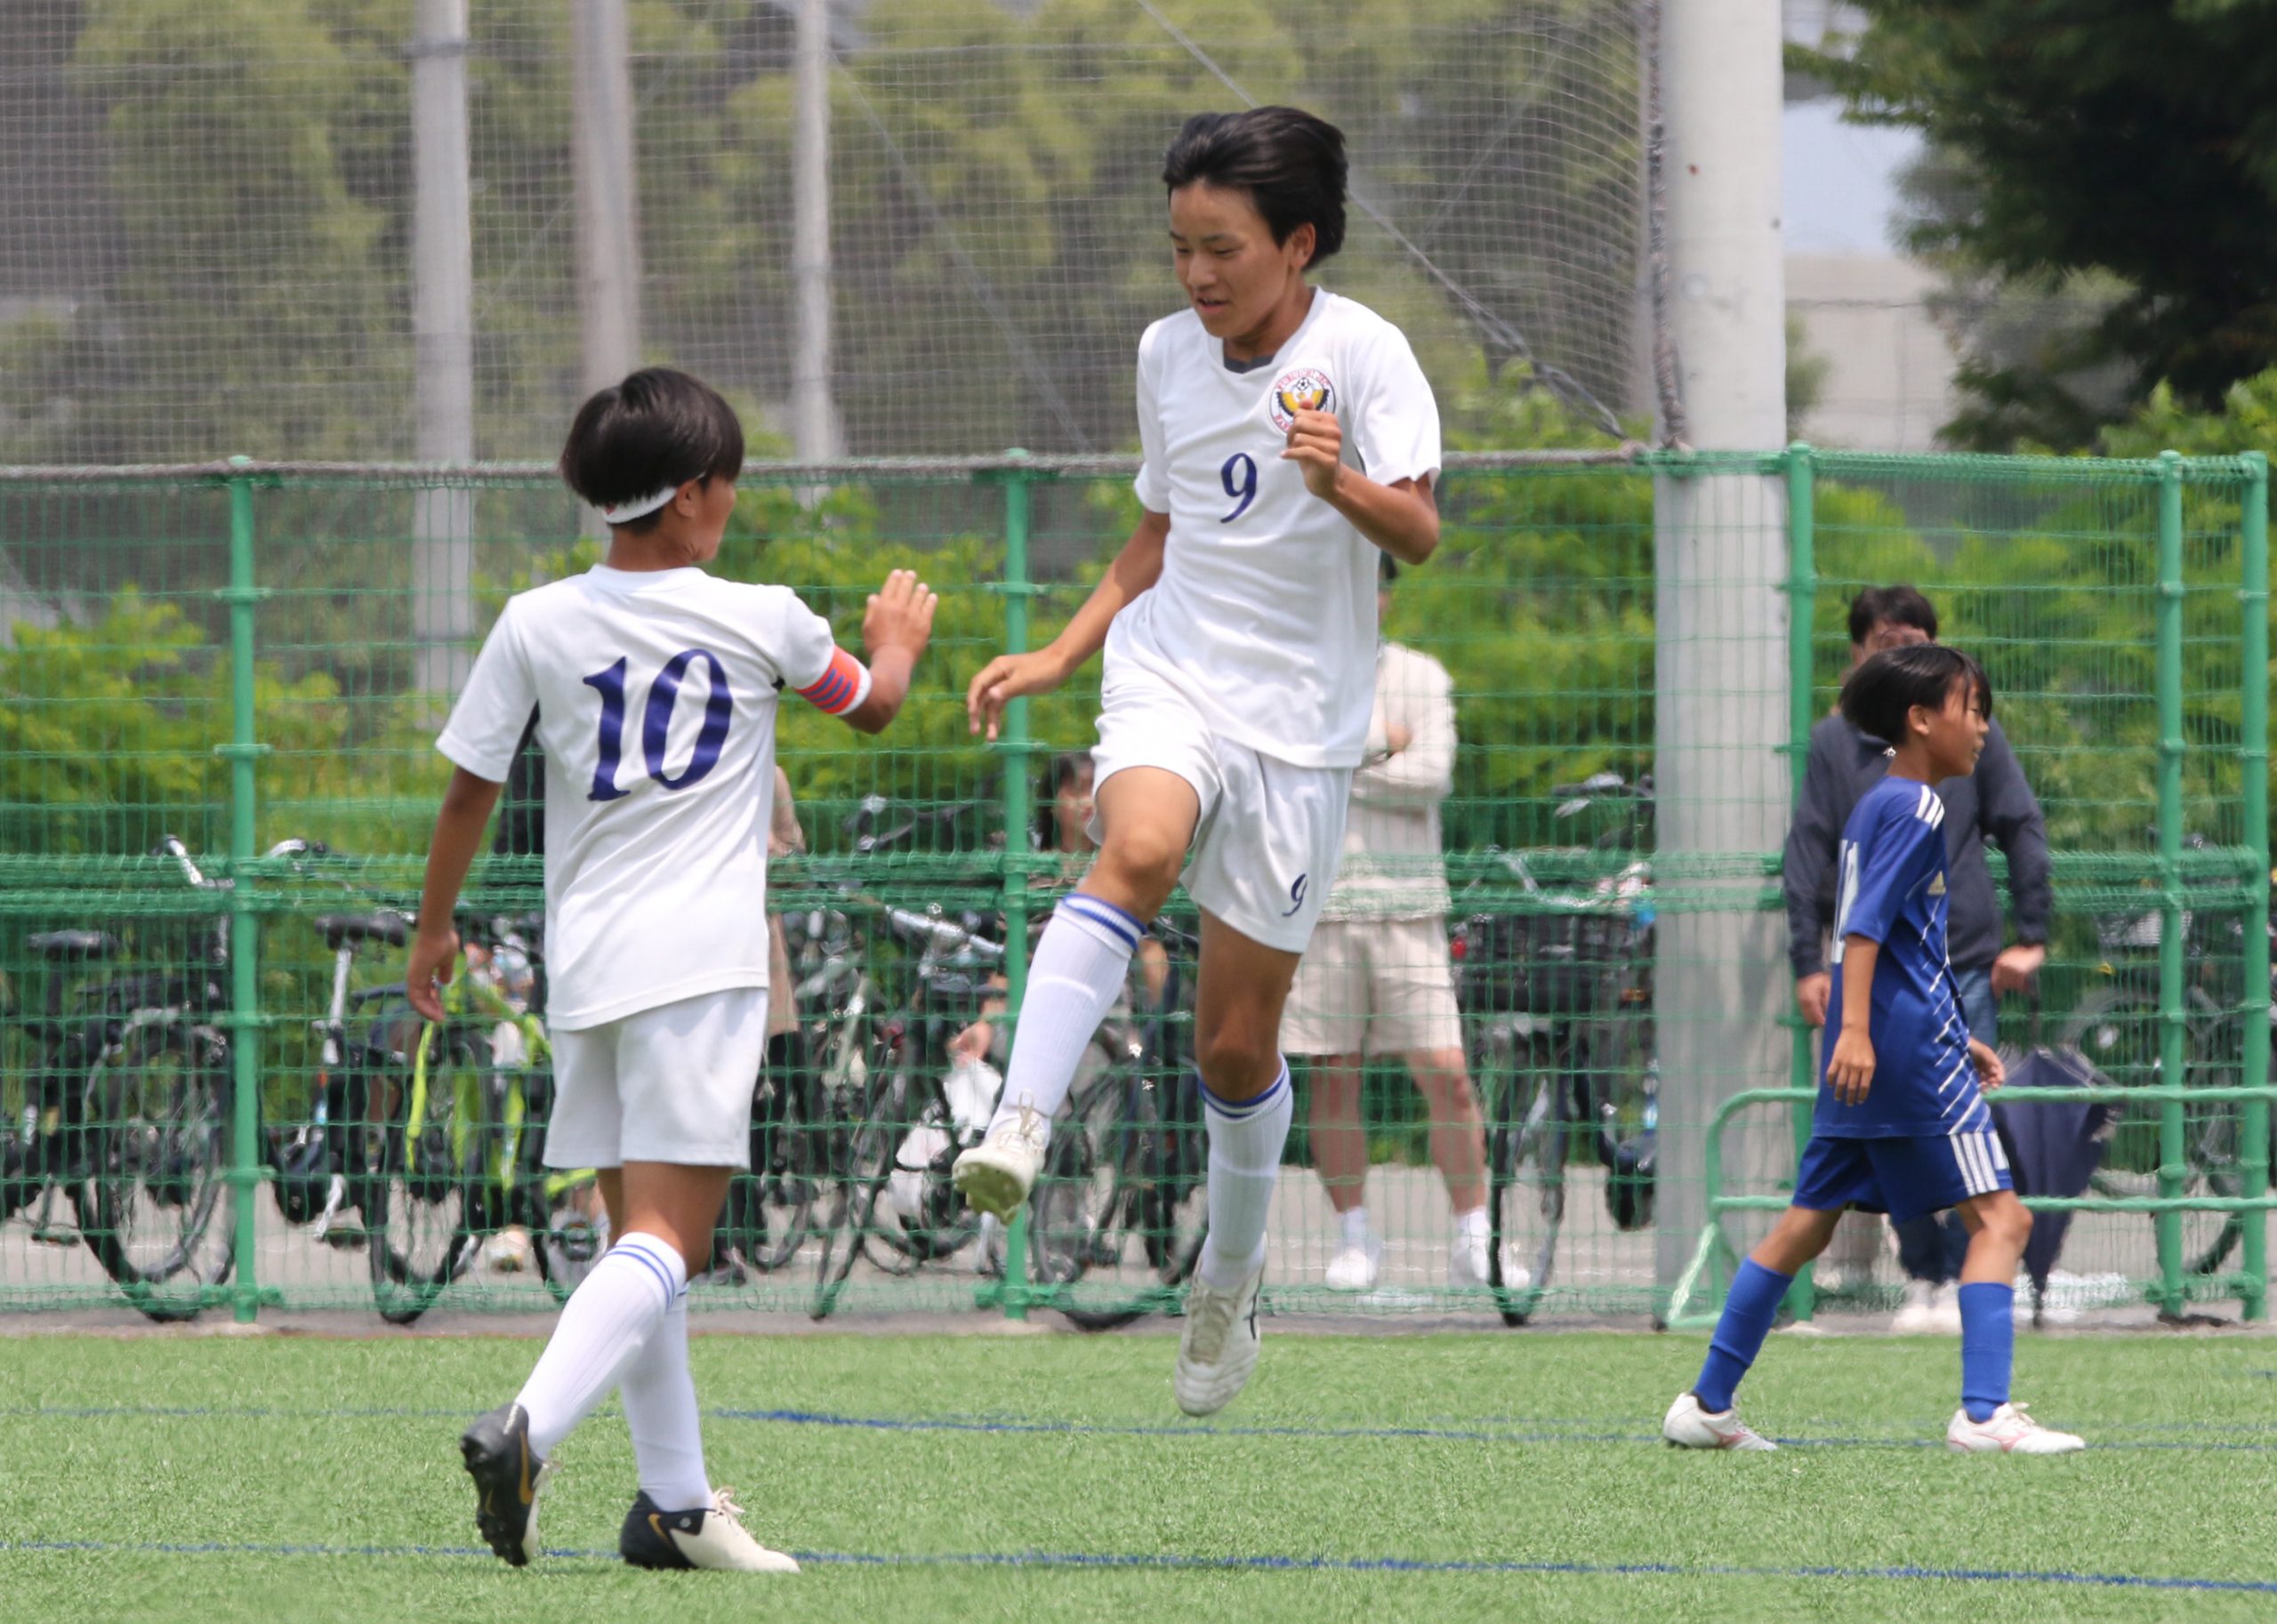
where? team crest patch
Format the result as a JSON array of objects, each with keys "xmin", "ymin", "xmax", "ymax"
[{"xmin": 1267, "ymin": 366, "xmax": 1335, "ymax": 433}]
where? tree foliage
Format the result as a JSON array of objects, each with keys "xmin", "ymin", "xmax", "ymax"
[{"xmin": 1813, "ymin": 0, "xmax": 2277, "ymax": 450}]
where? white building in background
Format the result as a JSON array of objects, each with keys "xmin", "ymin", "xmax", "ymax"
[{"xmin": 1780, "ymin": 2, "xmax": 1959, "ymax": 449}]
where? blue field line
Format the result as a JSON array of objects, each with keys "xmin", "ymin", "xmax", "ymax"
[
  {"xmin": 5, "ymin": 1401, "xmax": 2274, "ymax": 1452},
  {"xmin": 3, "ymin": 1537, "xmax": 2273, "ymax": 1596}
]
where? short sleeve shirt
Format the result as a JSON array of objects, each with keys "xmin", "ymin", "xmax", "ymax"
[
  {"xmin": 1815, "ymin": 776, "xmax": 1983, "ymax": 1137},
  {"xmin": 436, "ymin": 566, "xmax": 834, "ymax": 1029},
  {"xmin": 1114, "ymin": 290, "xmax": 1441, "ymax": 769}
]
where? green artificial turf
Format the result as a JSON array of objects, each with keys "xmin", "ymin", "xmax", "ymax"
[{"xmin": 2, "ymin": 1330, "xmax": 2273, "ymax": 1622}]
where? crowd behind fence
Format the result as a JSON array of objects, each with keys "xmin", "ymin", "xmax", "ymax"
[{"xmin": 0, "ymin": 447, "xmax": 2267, "ymax": 1325}]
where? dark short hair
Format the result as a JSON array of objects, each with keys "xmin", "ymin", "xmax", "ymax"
[
  {"xmin": 1163, "ymin": 107, "xmax": 1348, "ymax": 267},
  {"xmin": 1839, "ymin": 643, "xmax": 1991, "ymax": 744},
  {"xmin": 1847, "ymin": 583, "xmax": 1939, "ymax": 646},
  {"xmin": 1034, "ymin": 751, "xmax": 1096, "ymax": 849},
  {"xmin": 559, "ymin": 367, "xmax": 745, "ymax": 531}
]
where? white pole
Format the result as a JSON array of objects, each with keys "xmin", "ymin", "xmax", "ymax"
[
  {"xmin": 572, "ymin": 0, "xmax": 642, "ymax": 397},
  {"xmin": 791, "ymin": 0, "xmax": 842, "ymax": 462},
  {"xmin": 411, "ymin": 0, "xmax": 474, "ymax": 695},
  {"xmin": 1651, "ymin": 0, "xmax": 1790, "ymax": 1308}
]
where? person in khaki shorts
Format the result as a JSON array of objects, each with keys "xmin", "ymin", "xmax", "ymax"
[{"xmin": 1282, "ymin": 558, "xmax": 1495, "ymax": 1289}]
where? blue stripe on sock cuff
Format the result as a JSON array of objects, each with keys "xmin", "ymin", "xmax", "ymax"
[
  {"xmin": 1203, "ymin": 1066, "xmax": 1289, "ymax": 1121},
  {"xmin": 613, "ymin": 1242, "xmax": 680, "ymax": 1308},
  {"xmin": 1063, "ymin": 893, "xmax": 1145, "ymax": 946}
]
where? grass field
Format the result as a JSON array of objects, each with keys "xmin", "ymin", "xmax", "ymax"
[{"xmin": 3, "ymin": 1326, "xmax": 2274, "ymax": 1623}]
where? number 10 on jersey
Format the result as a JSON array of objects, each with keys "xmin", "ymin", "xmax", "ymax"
[{"xmin": 582, "ymin": 651, "xmax": 733, "ymax": 801}]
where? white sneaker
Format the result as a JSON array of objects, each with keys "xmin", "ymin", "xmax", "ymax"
[
  {"xmin": 1928, "ymin": 1282, "xmax": 1964, "ymax": 1334},
  {"xmin": 1450, "ymin": 1230, "xmax": 1529, "ymax": 1289},
  {"xmin": 1661, "ymin": 1390, "xmax": 1776, "ymax": 1451},
  {"xmin": 1175, "ymin": 1263, "xmax": 1263, "ymax": 1417},
  {"xmin": 620, "ymin": 1487, "xmax": 801, "ymax": 1572},
  {"xmin": 1890, "ymin": 1279, "xmax": 1939, "ymax": 1334},
  {"xmin": 1945, "ymin": 1403, "xmax": 2086, "ymax": 1455},
  {"xmin": 1324, "ymin": 1237, "xmax": 1381, "ymax": 1291},
  {"xmin": 952, "ymin": 1103, "xmax": 1048, "ymax": 1220},
  {"xmin": 481, "ymin": 1226, "xmax": 535, "ymax": 1275}
]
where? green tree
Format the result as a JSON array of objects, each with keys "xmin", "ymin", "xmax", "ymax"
[{"xmin": 1812, "ymin": 1, "xmax": 2277, "ymax": 450}]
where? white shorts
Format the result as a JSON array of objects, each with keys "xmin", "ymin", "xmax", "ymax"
[
  {"xmin": 1090, "ymin": 666, "xmax": 1350, "ymax": 953},
  {"xmin": 1281, "ymin": 915, "xmax": 1464, "ymax": 1057},
  {"xmin": 543, "ymin": 987, "xmax": 766, "ymax": 1170}
]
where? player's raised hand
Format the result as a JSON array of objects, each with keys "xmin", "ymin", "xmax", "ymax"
[
  {"xmin": 966, "ymin": 649, "xmax": 1066, "ymax": 742},
  {"xmin": 1827, "ymin": 1026, "xmax": 1876, "ymax": 1106},
  {"xmin": 1968, "ymin": 1036, "xmax": 2005, "ymax": 1093},
  {"xmin": 864, "ymin": 567, "xmax": 937, "ymax": 659},
  {"xmin": 1281, "ymin": 406, "xmax": 1344, "ymax": 501}
]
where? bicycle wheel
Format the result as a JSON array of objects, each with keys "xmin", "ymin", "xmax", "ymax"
[
  {"xmin": 1030, "ymin": 1056, "xmax": 1150, "ymax": 1289},
  {"xmin": 1483, "ymin": 1033, "xmax": 1565, "ymax": 1327},
  {"xmin": 861, "ymin": 1083, "xmax": 980, "ymax": 1270},
  {"xmin": 82, "ymin": 1014, "xmax": 234, "ymax": 1321},
  {"xmin": 530, "ymin": 1173, "xmax": 608, "ymax": 1303},
  {"xmin": 809, "ymin": 1074, "xmax": 909, "ymax": 1320},
  {"xmin": 719, "ymin": 1052, "xmax": 820, "ymax": 1274},
  {"xmin": 351, "ymin": 1025, "xmax": 482, "ymax": 1325},
  {"xmin": 1056, "ymin": 1070, "xmax": 1209, "ymax": 1333},
  {"xmin": 2063, "ymin": 985, "xmax": 2240, "ymax": 1275}
]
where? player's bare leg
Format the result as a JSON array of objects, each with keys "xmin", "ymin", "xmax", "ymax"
[
  {"xmin": 1175, "ymin": 912, "xmax": 1302, "ymax": 1416},
  {"xmin": 955, "ymin": 768, "xmax": 1197, "ymax": 1218},
  {"xmin": 1664, "ymin": 1205, "xmax": 1843, "ymax": 1452},
  {"xmin": 1307, "ymin": 1055, "xmax": 1382, "ymax": 1288}
]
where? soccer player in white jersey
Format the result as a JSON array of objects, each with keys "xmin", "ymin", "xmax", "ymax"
[
  {"xmin": 405, "ymin": 368, "xmax": 937, "ymax": 1569},
  {"xmin": 951, "ymin": 107, "xmax": 1442, "ymax": 1415}
]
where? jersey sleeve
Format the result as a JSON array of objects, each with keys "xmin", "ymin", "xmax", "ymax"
[
  {"xmin": 435, "ymin": 600, "xmax": 538, "ymax": 783},
  {"xmin": 1131, "ymin": 326, "xmax": 1171, "ymax": 514},
  {"xmin": 1348, "ymin": 324, "xmax": 1441, "ymax": 488},
  {"xmin": 1833, "ymin": 787, "xmax": 1942, "ymax": 950}
]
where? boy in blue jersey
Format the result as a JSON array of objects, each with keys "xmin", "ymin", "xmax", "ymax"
[{"xmin": 1663, "ymin": 645, "xmax": 2086, "ymax": 1456}]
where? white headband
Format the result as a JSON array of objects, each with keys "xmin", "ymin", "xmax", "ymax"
[{"xmin": 599, "ymin": 484, "xmax": 681, "ymax": 525}]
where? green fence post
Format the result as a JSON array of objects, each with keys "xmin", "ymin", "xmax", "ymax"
[
  {"xmin": 2154, "ymin": 450, "xmax": 2187, "ymax": 1318},
  {"xmin": 2240, "ymin": 451, "xmax": 2271, "ymax": 1320},
  {"xmin": 993, "ymin": 452, "xmax": 1037, "ymax": 1320},
  {"xmin": 222, "ymin": 458, "xmax": 266, "ymax": 1323},
  {"xmin": 1782, "ymin": 443, "xmax": 1817, "ymax": 1322}
]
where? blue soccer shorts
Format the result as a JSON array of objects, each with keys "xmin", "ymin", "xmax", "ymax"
[{"xmin": 1792, "ymin": 1127, "xmax": 2012, "ymax": 1225}]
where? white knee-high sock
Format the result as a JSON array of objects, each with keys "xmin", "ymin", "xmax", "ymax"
[
  {"xmin": 618, "ymin": 1287, "xmax": 711, "ymax": 1511},
  {"xmin": 1197, "ymin": 1062, "xmax": 1292, "ymax": 1290},
  {"xmin": 982, "ymin": 895, "xmax": 1142, "ymax": 1140},
  {"xmin": 515, "ymin": 1230, "xmax": 685, "ymax": 1459}
]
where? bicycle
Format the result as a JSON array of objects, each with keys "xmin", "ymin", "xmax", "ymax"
[{"xmin": 1460, "ymin": 773, "xmax": 1659, "ymax": 1326}]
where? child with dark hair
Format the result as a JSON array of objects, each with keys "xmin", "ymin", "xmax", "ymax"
[
  {"xmin": 1666, "ymin": 645, "xmax": 2085, "ymax": 1456},
  {"xmin": 408, "ymin": 366, "xmax": 937, "ymax": 1571},
  {"xmin": 952, "ymin": 104, "xmax": 1441, "ymax": 1417}
]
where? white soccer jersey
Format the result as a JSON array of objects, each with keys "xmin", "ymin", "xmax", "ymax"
[
  {"xmin": 1114, "ymin": 290, "xmax": 1441, "ymax": 769},
  {"xmin": 436, "ymin": 565, "xmax": 863, "ymax": 1030}
]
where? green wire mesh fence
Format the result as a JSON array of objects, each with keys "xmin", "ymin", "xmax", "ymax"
[{"xmin": 0, "ymin": 449, "xmax": 2266, "ymax": 1325}]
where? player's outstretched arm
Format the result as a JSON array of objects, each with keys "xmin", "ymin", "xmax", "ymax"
[
  {"xmin": 406, "ymin": 767, "xmax": 505, "ymax": 1021},
  {"xmin": 1826, "ymin": 934, "xmax": 1879, "ymax": 1106},
  {"xmin": 842, "ymin": 568, "xmax": 937, "ymax": 735},
  {"xmin": 967, "ymin": 508, "xmax": 1170, "ymax": 742},
  {"xmin": 1281, "ymin": 407, "xmax": 1438, "ymax": 565}
]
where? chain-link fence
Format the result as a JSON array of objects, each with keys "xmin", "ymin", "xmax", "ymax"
[{"xmin": 0, "ymin": 449, "xmax": 2268, "ymax": 1326}]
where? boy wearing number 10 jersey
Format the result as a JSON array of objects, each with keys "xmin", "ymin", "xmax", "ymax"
[{"xmin": 404, "ymin": 367, "xmax": 937, "ymax": 1571}]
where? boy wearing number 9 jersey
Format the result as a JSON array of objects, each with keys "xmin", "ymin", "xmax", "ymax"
[{"xmin": 405, "ymin": 367, "xmax": 936, "ymax": 1571}]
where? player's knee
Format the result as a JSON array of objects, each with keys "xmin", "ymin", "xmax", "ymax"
[
  {"xmin": 1196, "ymin": 1030, "xmax": 1280, "ymax": 1099},
  {"xmin": 1093, "ymin": 829, "xmax": 1183, "ymax": 910}
]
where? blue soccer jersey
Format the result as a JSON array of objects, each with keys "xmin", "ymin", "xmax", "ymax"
[{"xmin": 1815, "ymin": 775, "xmax": 1985, "ymax": 1138}]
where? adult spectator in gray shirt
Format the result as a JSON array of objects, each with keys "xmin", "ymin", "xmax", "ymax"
[{"xmin": 1784, "ymin": 585, "xmax": 2052, "ymax": 1332}]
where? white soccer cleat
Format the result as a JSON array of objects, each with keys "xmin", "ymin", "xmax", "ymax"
[
  {"xmin": 619, "ymin": 1488, "xmax": 801, "ymax": 1572},
  {"xmin": 1175, "ymin": 1264, "xmax": 1264, "ymax": 1417},
  {"xmin": 1450, "ymin": 1231, "xmax": 1528, "ymax": 1290},
  {"xmin": 1324, "ymin": 1237, "xmax": 1381, "ymax": 1291},
  {"xmin": 1945, "ymin": 1403, "xmax": 2085, "ymax": 1455},
  {"xmin": 951, "ymin": 1103, "xmax": 1048, "ymax": 1220},
  {"xmin": 1661, "ymin": 1390, "xmax": 1777, "ymax": 1451}
]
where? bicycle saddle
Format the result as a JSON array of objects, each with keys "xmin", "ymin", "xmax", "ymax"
[
  {"xmin": 314, "ymin": 912, "xmax": 408, "ymax": 950},
  {"xmin": 25, "ymin": 929, "xmax": 121, "ymax": 961}
]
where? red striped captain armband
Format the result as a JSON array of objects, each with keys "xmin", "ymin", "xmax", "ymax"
[{"xmin": 796, "ymin": 647, "xmax": 873, "ymax": 717}]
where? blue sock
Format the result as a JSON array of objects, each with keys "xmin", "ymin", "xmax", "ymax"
[
  {"xmin": 1693, "ymin": 1259, "xmax": 1792, "ymax": 1414},
  {"xmin": 1958, "ymin": 1282, "xmax": 2015, "ymax": 1423}
]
